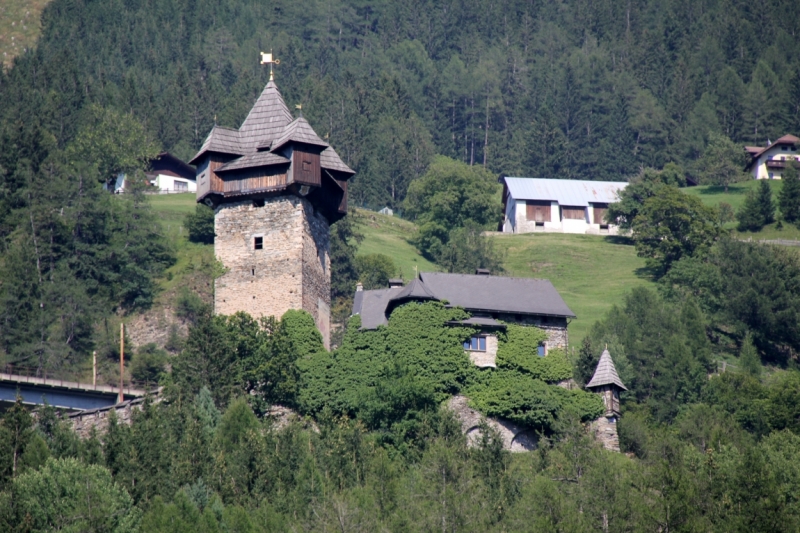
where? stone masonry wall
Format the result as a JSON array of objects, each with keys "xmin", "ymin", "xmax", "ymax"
[
  {"xmin": 590, "ymin": 416, "xmax": 620, "ymax": 452},
  {"xmin": 214, "ymin": 195, "xmax": 331, "ymax": 348},
  {"xmin": 300, "ymin": 201, "xmax": 331, "ymax": 349}
]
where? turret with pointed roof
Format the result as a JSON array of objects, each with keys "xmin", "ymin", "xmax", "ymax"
[
  {"xmin": 586, "ymin": 348, "xmax": 625, "ymax": 417},
  {"xmin": 192, "ymin": 66, "xmax": 354, "ymax": 350}
]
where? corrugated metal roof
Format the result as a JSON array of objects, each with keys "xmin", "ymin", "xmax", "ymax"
[
  {"xmin": 586, "ymin": 349, "xmax": 627, "ymax": 390},
  {"xmin": 504, "ymin": 178, "xmax": 628, "ymax": 206}
]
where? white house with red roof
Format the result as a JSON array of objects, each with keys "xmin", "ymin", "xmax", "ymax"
[{"xmin": 745, "ymin": 134, "xmax": 800, "ymax": 180}]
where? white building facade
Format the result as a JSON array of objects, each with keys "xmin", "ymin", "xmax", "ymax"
[
  {"xmin": 501, "ymin": 177, "xmax": 628, "ymax": 235},
  {"xmin": 745, "ymin": 134, "xmax": 800, "ymax": 180}
]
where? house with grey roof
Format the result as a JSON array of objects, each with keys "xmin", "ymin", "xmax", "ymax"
[
  {"xmin": 352, "ymin": 271, "xmax": 575, "ymax": 368},
  {"xmin": 501, "ymin": 177, "xmax": 628, "ymax": 235}
]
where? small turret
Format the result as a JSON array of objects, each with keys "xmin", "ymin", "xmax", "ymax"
[{"xmin": 586, "ymin": 347, "xmax": 626, "ymax": 451}]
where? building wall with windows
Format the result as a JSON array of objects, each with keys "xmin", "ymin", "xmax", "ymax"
[{"xmin": 150, "ymin": 173, "xmax": 197, "ymax": 192}]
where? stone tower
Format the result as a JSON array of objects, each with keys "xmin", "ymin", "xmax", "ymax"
[
  {"xmin": 585, "ymin": 348, "xmax": 627, "ymax": 452},
  {"xmin": 189, "ymin": 70, "xmax": 354, "ymax": 349}
]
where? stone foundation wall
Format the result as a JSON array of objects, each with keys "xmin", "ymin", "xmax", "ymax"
[
  {"xmin": 69, "ymin": 398, "xmax": 147, "ymax": 439},
  {"xmin": 590, "ymin": 416, "xmax": 620, "ymax": 452},
  {"xmin": 214, "ymin": 195, "xmax": 331, "ymax": 348},
  {"xmin": 447, "ymin": 396, "xmax": 538, "ymax": 452}
]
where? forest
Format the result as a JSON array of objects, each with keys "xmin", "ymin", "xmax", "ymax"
[{"xmin": 3, "ymin": 0, "xmax": 800, "ymax": 530}]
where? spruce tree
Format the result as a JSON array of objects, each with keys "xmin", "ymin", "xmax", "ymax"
[
  {"xmin": 779, "ymin": 162, "xmax": 800, "ymax": 223},
  {"xmin": 757, "ymin": 179, "xmax": 775, "ymax": 225},
  {"xmin": 737, "ymin": 188, "xmax": 766, "ymax": 231}
]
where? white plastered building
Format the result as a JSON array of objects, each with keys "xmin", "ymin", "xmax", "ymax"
[{"xmin": 501, "ymin": 177, "xmax": 628, "ymax": 235}]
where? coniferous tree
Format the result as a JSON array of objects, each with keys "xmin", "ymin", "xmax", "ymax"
[
  {"xmin": 738, "ymin": 189, "xmax": 767, "ymax": 231},
  {"xmin": 779, "ymin": 163, "xmax": 800, "ymax": 223},
  {"xmin": 757, "ymin": 179, "xmax": 776, "ymax": 225}
]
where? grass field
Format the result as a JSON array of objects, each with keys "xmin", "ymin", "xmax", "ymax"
[
  {"xmin": 492, "ymin": 233, "xmax": 652, "ymax": 348},
  {"xmin": 684, "ymin": 180, "xmax": 800, "ymax": 240},
  {"xmin": 354, "ymin": 209, "xmax": 439, "ymax": 279},
  {"xmin": 0, "ymin": 0, "xmax": 50, "ymax": 68}
]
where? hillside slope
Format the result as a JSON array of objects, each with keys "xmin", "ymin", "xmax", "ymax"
[{"xmin": 0, "ymin": 0, "xmax": 50, "ymax": 68}]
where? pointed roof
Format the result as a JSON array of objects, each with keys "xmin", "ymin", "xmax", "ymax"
[
  {"xmin": 586, "ymin": 349, "xmax": 627, "ymax": 391},
  {"xmin": 321, "ymin": 146, "xmax": 355, "ymax": 175},
  {"xmin": 216, "ymin": 151, "xmax": 290, "ymax": 172},
  {"xmin": 390, "ymin": 278, "xmax": 437, "ymax": 303},
  {"xmin": 269, "ymin": 116, "xmax": 329, "ymax": 152},
  {"xmin": 238, "ymin": 80, "xmax": 294, "ymax": 151},
  {"xmin": 189, "ymin": 126, "xmax": 243, "ymax": 164}
]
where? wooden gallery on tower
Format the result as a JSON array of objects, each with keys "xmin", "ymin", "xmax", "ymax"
[{"xmin": 190, "ymin": 57, "xmax": 354, "ymax": 349}]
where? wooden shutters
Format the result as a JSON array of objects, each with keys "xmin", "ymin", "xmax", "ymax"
[
  {"xmin": 592, "ymin": 203, "xmax": 609, "ymax": 224},
  {"xmin": 561, "ymin": 206, "xmax": 586, "ymax": 220},
  {"xmin": 526, "ymin": 201, "xmax": 551, "ymax": 222}
]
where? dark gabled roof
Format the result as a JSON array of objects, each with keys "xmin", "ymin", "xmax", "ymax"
[
  {"xmin": 216, "ymin": 151, "xmax": 290, "ymax": 172},
  {"xmin": 586, "ymin": 349, "xmax": 627, "ymax": 390},
  {"xmin": 321, "ymin": 146, "xmax": 355, "ymax": 175},
  {"xmin": 151, "ymin": 152, "xmax": 195, "ymax": 180},
  {"xmin": 446, "ymin": 317, "xmax": 507, "ymax": 328},
  {"xmin": 354, "ymin": 272, "xmax": 575, "ymax": 330},
  {"xmin": 419, "ymin": 272, "xmax": 576, "ymax": 318},
  {"xmin": 189, "ymin": 126, "xmax": 243, "ymax": 164},
  {"xmin": 389, "ymin": 278, "xmax": 436, "ymax": 303},
  {"xmin": 238, "ymin": 80, "xmax": 294, "ymax": 152},
  {"xmin": 352, "ymin": 287, "xmax": 403, "ymax": 329},
  {"xmin": 265, "ymin": 116, "xmax": 329, "ymax": 152}
]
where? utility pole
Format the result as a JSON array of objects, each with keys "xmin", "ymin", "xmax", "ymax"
[
  {"xmin": 118, "ymin": 323, "xmax": 124, "ymax": 403},
  {"xmin": 92, "ymin": 351, "xmax": 96, "ymax": 387}
]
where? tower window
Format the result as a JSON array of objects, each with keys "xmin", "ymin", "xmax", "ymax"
[
  {"xmin": 254, "ymin": 237, "xmax": 263, "ymax": 250},
  {"xmin": 538, "ymin": 344, "xmax": 546, "ymax": 357}
]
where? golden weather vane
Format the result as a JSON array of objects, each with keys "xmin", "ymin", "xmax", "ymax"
[{"xmin": 260, "ymin": 50, "xmax": 281, "ymax": 80}]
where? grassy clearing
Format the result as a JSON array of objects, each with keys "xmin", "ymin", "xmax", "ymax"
[
  {"xmin": 353, "ymin": 209, "xmax": 439, "ymax": 279},
  {"xmin": 0, "ymin": 0, "xmax": 50, "ymax": 68},
  {"xmin": 684, "ymin": 180, "xmax": 800, "ymax": 240},
  {"xmin": 147, "ymin": 193, "xmax": 214, "ymax": 301},
  {"xmin": 491, "ymin": 233, "xmax": 654, "ymax": 349}
]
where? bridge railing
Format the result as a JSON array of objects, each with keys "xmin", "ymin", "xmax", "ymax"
[{"xmin": 1, "ymin": 364, "xmax": 159, "ymax": 394}]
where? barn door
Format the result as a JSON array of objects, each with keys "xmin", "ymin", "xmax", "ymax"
[
  {"xmin": 593, "ymin": 203, "xmax": 609, "ymax": 224},
  {"xmin": 526, "ymin": 201, "xmax": 551, "ymax": 222}
]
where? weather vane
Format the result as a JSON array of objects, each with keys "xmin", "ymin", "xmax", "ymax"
[{"xmin": 260, "ymin": 50, "xmax": 280, "ymax": 80}]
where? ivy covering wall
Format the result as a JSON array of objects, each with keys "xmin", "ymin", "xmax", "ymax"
[{"xmin": 296, "ymin": 302, "xmax": 602, "ymax": 434}]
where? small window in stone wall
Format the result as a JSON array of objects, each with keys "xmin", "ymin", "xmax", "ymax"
[
  {"xmin": 537, "ymin": 344, "xmax": 546, "ymax": 357},
  {"xmin": 254, "ymin": 236, "xmax": 263, "ymax": 250},
  {"xmin": 463, "ymin": 336, "xmax": 486, "ymax": 351}
]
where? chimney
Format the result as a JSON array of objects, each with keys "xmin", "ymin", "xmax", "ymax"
[
  {"xmin": 475, "ymin": 268, "xmax": 491, "ymax": 275},
  {"xmin": 356, "ymin": 282, "xmax": 363, "ymax": 292},
  {"xmin": 388, "ymin": 278, "xmax": 404, "ymax": 288}
]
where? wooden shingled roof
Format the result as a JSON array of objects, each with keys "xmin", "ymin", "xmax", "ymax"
[
  {"xmin": 269, "ymin": 117, "xmax": 329, "ymax": 151},
  {"xmin": 237, "ymin": 80, "xmax": 294, "ymax": 151},
  {"xmin": 190, "ymin": 78, "xmax": 354, "ymax": 176},
  {"xmin": 216, "ymin": 151, "xmax": 290, "ymax": 172},
  {"xmin": 189, "ymin": 126, "xmax": 243, "ymax": 164},
  {"xmin": 586, "ymin": 349, "xmax": 627, "ymax": 390}
]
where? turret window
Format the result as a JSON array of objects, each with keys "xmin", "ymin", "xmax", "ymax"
[{"xmin": 254, "ymin": 236, "xmax": 263, "ymax": 250}]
